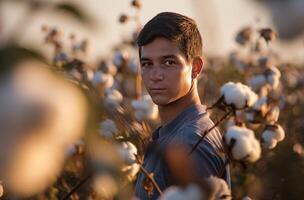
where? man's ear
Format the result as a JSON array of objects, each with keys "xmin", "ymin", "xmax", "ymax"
[{"xmin": 191, "ymin": 57, "xmax": 204, "ymax": 79}]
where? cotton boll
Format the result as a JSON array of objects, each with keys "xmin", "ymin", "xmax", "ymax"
[
  {"xmin": 5, "ymin": 135, "xmax": 64, "ymax": 197},
  {"xmin": 122, "ymin": 163, "xmax": 140, "ymax": 181},
  {"xmin": 104, "ymin": 89, "xmax": 123, "ymax": 108},
  {"xmin": 243, "ymin": 86, "xmax": 258, "ymax": 108},
  {"xmin": 93, "ymin": 174, "xmax": 118, "ymax": 199},
  {"xmin": 98, "ymin": 60, "xmax": 117, "ymax": 76},
  {"xmin": 267, "ymin": 75, "xmax": 280, "ymax": 89},
  {"xmin": 113, "ymin": 50, "xmax": 129, "ymax": 67},
  {"xmin": 265, "ymin": 124, "xmax": 285, "ymax": 142},
  {"xmin": 128, "ymin": 57, "xmax": 139, "ymax": 74},
  {"xmin": 11, "ymin": 61, "xmax": 89, "ymax": 147},
  {"xmin": 158, "ymin": 184, "xmax": 203, "ymax": 200},
  {"xmin": 118, "ymin": 142, "xmax": 140, "ymax": 180},
  {"xmin": 231, "ymin": 135, "xmax": 253, "ymax": 160},
  {"xmin": 225, "ymin": 126, "xmax": 253, "ymax": 142},
  {"xmin": 207, "ymin": 176, "xmax": 231, "ymax": 200},
  {"xmin": 266, "ymin": 106, "xmax": 280, "ymax": 124},
  {"xmin": 245, "ymin": 97, "xmax": 268, "ymax": 123},
  {"xmin": 229, "ymin": 52, "xmax": 249, "ymax": 72},
  {"xmin": 225, "ymin": 126, "xmax": 261, "ymax": 162},
  {"xmin": 131, "ymin": 95, "xmax": 158, "ymax": 121},
  {"xmin": 253, "ymin": 97, "xmax": 268, "ymax": 112},
  {"xmin": 262, "ymin": 130, "xmax": 278, "ymax": 149},
  {"xmin": 266, "ymin": 66, "xmax": 281, "ymax": 78},
  {"xmin": 221, "ymin": 82, "xmax": 246, "ymax": 108},
  {"xmin": 118, "ymin": 142, "xmax": 137, "ymax": 165},
  {"xmin": 84, "ymin": 68, "xmax": 94, "ymax": 82},
  {"xmin": 92, "ymin": 71, "xmax": 114, "ymax": 89},
  {"xmin": 99, "ymin": 119, "xmax": 117, "ymax": 139},
  {"xmin": 273, "ymin": 124, "xmax": 285, "ymax": 142},
  {"xmin": 220, "ymin": 82, "xmax": 258, "ymax": 109},
  {"xmin": 248, "ymin": 75, "xmax": 267, "ymax": 91},
  {"xmin": 247, "ymin": 139, "xmax": 261, "ymax": 162},
  {"xmin": 265, "ymin": 66, "xmax": 281, "ymax": 89}
]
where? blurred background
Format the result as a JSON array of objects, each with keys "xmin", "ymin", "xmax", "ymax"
[
  {"xmin": 1, "ymin": 0, "xmax": 303, "ymax": 63},
  {"xmin": 0, "ymin": 0, "xmax": 303, "ymax": 199}
]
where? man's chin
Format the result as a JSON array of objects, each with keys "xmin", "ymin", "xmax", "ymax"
[{"xmin": 150, "ymin": 97, "xmax": 168, "ymax": 106}]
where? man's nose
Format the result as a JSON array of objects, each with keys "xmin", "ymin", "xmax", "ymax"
[{"xmin": 150, "ymin": 67, "xmax": 163, "ymax": 82}]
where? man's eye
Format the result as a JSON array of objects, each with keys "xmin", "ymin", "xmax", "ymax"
[
  {"xmin": 141, "ymin": 62, "xmax": 151, "ymax": 68},
  {"xmin": 164, "ymin": 60, "xmax": 175, "ymax": 66}
]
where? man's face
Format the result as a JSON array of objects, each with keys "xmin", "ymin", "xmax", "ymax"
[{"xmin": 139, "ymin": 37, "xmax": 193, "ymax": 106}]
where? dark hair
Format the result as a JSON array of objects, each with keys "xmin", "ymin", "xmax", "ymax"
[{"xmin": 137, "ymin": 12, "xmax": 203, "ymax": 62}]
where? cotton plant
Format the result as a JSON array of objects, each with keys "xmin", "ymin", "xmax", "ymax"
[
  {"xmin": 92, "ymin": 174, "xmax": 119, "ymax": 199},
  {"xmin": 98, "ymin": 60, "xmax": 118, "ymax": 76},
  {"xmin": 0, "ymin": 61, "xmax": 89, "ymax": 197},
  {"xmin": 104, "ymin": 88, "xmax": 124, "ymax": 109},
  {"xmin": 219, "ymin": 82, "xmax": 258, "ymax": 110},
  {"xmin": 118, "ymin": 142, "xmax": 140, "ymax": 181},
  {"xmin": 190, "ymin": 82, "xmax": 260, "ymax": 168},
  {"xmin": 128, "ymin": 57, "xmax": 140, "ymax": 74},
  {"xmin": 131, "ymin": 95, "xmax": 158, "ymax": 121},
  {"xmin": 248, "ymin": 66, "xmax": 281, "ymax": 92},
  {"xmin": 224, "ymin": 125, "xmax": 261, "ymax": 162},
  {"xmin": 99, "ymin": 119, "xmax": 118, "ymax": 139},
  {"xmin": 247, "ymin": 75, "xmax": 267, "ymax": 92},
  {"xmin": 229, "ymin": 51, "xmax": 252, "ymax": 73},
  {"xmin": 42, "ymin": 26, "xmax": 72, "ymax": 67},
  {"xmin": 158, "ymin": 184, "xmax": 204, "ymax": 200},
  {"xmin": 245, "ymin": 96, "xmax": 269, "ymax": 124},
  {"xmin": 113, "ymin": 49, "xmax": 129, "ymax": 68},
  {"xmin": 92, "ymin": 70, "xmax": 114, "ymax": 89},
  {"xmin": 262, "ymin": 124, "xmax": 285, "ymax": 149}
]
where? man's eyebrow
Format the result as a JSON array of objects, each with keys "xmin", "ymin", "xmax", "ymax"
[
  {"xmin": 162, "ymin": 55, "xmax": 179, "ymax": 59},
  {"xmin": 140, "ymin": 54, "xmax": 179, "ymax": 61},
  {"xmin": 140, "ymin": 57, "xmax": 151, "ymax": 62}
]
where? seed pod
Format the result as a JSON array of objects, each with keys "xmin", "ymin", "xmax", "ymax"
[
  {"xmin": 235, "ymin": 27, "xmax": 252, "ymax": 45},
  {"xmin": 259, "ymin": 28, "xmax": 277, "ymax": 43},
  {"xmin": 119, "ymin": 14, "xmax": 129, "ymax": 23},
  {"xmin": 131, "ymin": 0, "xmax": 141, "ymax": 9}
]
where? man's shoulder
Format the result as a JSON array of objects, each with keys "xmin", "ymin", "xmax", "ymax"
[{"xmin": 172, "ymin": 111, "xmax": 225, "ymax": 152}]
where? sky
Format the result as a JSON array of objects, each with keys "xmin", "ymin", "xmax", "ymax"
[{"xmin": 1, "ymin": 0, "xmax": 303, "ymax": 64}]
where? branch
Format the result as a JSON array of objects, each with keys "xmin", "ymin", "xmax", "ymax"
[
  {"xmin": 188, "ymin": 109, "xmax": 233, "ymax": 156},
  {"xmin": 134, "ymin": 154, "xmax": 163, "ymax": 195},
  {"xmin": 62, "ymin": 172, "xmax": 93, "ymax": 200}
]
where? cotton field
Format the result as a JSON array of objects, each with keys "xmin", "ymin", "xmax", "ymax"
[{"xmin": 0, "ymin": 0, "xmax": 303, "ymax": 200}]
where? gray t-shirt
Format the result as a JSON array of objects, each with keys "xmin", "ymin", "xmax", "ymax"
[{"xmin": 135, "ymin": 104, "xmax": 230, "ymax": 200}]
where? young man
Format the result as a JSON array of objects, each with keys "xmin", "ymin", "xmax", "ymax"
[{"xmin": 135, "ymin": 12, "xmax": 230, "ymax": 199}]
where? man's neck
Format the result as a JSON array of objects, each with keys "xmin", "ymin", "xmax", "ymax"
[{"xmin": 158, "ymin": 86, "xmax": 201, "ymax": 126}]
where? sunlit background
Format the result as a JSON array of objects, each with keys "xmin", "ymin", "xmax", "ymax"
[{"xmin": 1, "ymin": 0, "xmax": 304, "ymax": 63}]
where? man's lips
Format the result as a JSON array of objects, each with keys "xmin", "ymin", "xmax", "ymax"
[{"xmin": 149, "ymin": 88, "xmax": 166, "ymax": 92}]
